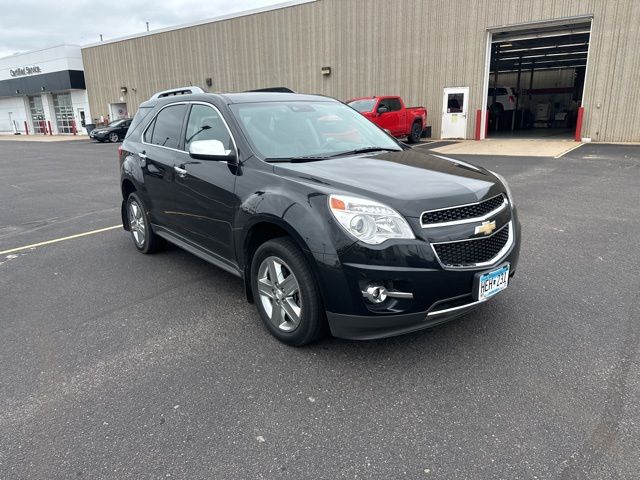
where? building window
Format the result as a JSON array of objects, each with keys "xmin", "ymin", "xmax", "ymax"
[
  {"xmin": 28, "ymin": 96, "xmax": 46, "ymax": 134},
  {"xmin": 53, "ymin": 93, "xmax": 75, "ymax": 134}
]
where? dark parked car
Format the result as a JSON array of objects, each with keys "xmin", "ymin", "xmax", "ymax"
[
  {"xmin": 119, "ymin": 91, "xmax": 521, "ymax": 346},
  {"xmin": 90, "ymin": 118, "xmax": 132, "ymax": 143}
]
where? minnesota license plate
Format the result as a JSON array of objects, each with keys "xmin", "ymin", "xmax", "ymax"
[{"xmin": 477, "ymin": 264, "xmax": 510, "ymax": 301}]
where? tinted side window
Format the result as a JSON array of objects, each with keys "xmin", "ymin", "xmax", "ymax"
[
  {"xmin": 185, "ymin": 104, "xmax": 233, "ymax": 150},
  {"xmin": 150, "ymin": 104, "xmax": 188, "ymax": 150},
  {"xmin": 386, "ymin": 98, "xmax": 402, "ymax": 111},
  {"xmin": 125, "ymin": 106, "xmax": 153, "ymax": 139}
]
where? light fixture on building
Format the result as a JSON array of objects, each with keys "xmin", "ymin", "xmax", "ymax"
[
  {"xmin": 15, "ymin": 89, "xmax": 20, "ymax": 94},
  {"xmin": 120, "ymin": 86, "xmax": 128, "ymax": 94},
  {"xmin": 41, "ymin": 86, "xmax": 46, "ymax": 91},
  {"xmin": 321, "ymin": 66, "xmax": 332, "ymax": 76},
  {"xmin": 206, "ymin": 77, "xmax": 213, "ymax": 87}
]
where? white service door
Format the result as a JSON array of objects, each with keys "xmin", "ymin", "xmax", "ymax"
[
  {"xmin": 441, "ymin": 87, "xmax": 469, "ymax": 139},
  {"xmin": 109, "ymin": 102, "xmax": 128, "ymax": 120}
]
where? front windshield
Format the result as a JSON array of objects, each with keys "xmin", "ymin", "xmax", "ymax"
[
  {"xmin": 230, "ymin": 101, "xmax": 401, "ymax": 160},
  {"xmin": 347, "ymin": 99, "xmax": 376, "ymax": 113},
  {"xmin": 108, "ymin": 119, "xmax": 126, "ymax": 127}
]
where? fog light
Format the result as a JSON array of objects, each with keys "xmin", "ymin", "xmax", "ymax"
[
  {"xmin": 363, "ymin": 284, "xmax": 387, "ymax": 303},
  {"xmin": 362, "ymin": 284, "xmax": 415, "ymax": 304}
]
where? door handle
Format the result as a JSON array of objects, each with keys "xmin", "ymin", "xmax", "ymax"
[{"xmin": 174, "ymin": 165, "xmax": 187, "ymax": 178}]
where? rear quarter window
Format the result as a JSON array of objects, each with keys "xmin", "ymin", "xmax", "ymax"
[{"xmin": 125, "ymin": 106, "xmax": 154, "ymax": 139}]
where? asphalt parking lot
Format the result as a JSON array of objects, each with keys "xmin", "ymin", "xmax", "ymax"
[{"xmin": 1, "ymin": 139, "xmax": 639, "ymax": 479}]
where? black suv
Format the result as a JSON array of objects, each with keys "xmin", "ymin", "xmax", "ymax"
[{"xmin": 119, "ymin": 91, "xmax": 521, "ymax": 345}]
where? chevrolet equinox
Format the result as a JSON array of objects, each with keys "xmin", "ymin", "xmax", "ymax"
[{"xmin": 119, "ymin": 90, "xmax": 521, "ymax": 346}]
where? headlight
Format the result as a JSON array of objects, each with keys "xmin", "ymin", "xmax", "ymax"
[
  {"xmin": 489, "ymin": 170, "xmax": 515, "ymax": 207},
  {"xmin": 328, "ymin": 194, "xmax": 415, "ymax": 245}
]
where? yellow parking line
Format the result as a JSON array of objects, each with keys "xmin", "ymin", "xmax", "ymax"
[{"xmin": 0, "ymin": 225, "xmax": 121, "ymax": 255}]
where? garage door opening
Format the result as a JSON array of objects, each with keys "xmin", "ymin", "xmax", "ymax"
[{"xmin": 483, "ymin": 19, "xmax": 591, "ymax": 140}]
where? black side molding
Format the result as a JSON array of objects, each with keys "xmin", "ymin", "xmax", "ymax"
[{"xmin": 153, "ymin": 226, "xmax": 243, "ymax": 278}]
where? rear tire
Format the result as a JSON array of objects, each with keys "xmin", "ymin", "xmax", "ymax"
[
  {"xmin": 250, "ymin": 237, "xmax": 326, "ymax": 346},
  {"xmin": 126, "ymin": 192, "xmax": 165, "ymax": 254},
  {"xmin": 407, "ymin": 121, "xmax": 422, "ymax": 143}
]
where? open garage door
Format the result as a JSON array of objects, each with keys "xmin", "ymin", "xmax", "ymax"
[{"xmin": 483, "ymin": 18, "xmax": 591, "ymax": 140}]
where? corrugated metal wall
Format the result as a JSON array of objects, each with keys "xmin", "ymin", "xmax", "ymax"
[{"xmin": 82, "ymin": 0, "xmax": 640, "ymax": 142}]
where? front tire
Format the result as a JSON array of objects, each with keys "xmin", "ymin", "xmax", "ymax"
[
  {"xmin": 407, "ymin": 121, "xmax": 422, "ymax": 143},
  {"xmin": 126, "ymin": 192, "xmax": 164, "ymax": 253},
  {"xmin": 251, "ymin": 237, "xmax": 326, "ymax": 346},
  {"xmin": 108, "ymin": 132, "xmax": 119, "ymax": 143}
]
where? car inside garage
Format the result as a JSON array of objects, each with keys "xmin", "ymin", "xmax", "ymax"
[{"xmin": 485, "ymin": 20, "xmax": 591, "ymax": 140}]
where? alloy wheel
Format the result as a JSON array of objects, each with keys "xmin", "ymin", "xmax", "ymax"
[
  {"xmin": 129, "ymin": 200, "xmax": 146, "ymax": 247},
  {"xmin": 109, "ymin": 132, "xmax": 119, "ymax": 142},
  {"xmin": 257, "ymin": 256, "xmax": 302, "ymax": 332}
]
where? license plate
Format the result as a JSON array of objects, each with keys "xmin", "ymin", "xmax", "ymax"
[{"xmin": 477, "ymin": 264, "xmax": 509, "ymax": 301}]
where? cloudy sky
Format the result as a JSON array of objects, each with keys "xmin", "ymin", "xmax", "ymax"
[{"xmin": 0, "ymin": 0, "xmax": 284, "ymax": 58}]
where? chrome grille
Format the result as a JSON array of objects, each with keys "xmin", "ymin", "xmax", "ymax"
[
  {"xmin": 433, "ymin": 223, "xmax": 510, "ymax": 267},
  {"xmin": 421, "ymin": 194, "xmax": 505, "ymax": 226}
]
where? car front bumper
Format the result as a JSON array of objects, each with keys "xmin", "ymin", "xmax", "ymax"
[
  {"xmin": 90, "ymin": 131, "xmax": 109, "ymax": 140},
  {"xmin": 327, "ymin": 297, "xmax": 488, "ymax": 340},
  {"xmin": 322, "ymin": 212, "xmax": 521, "ymax": 340}
]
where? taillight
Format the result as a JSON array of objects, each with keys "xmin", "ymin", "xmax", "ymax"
[
  {"xmin": 509, "ymin": 95, "xmax": 515, "ymax": 103},
  {"xmin": 118, "ymin": 145, "xmax": 123, "ymax": 162}
]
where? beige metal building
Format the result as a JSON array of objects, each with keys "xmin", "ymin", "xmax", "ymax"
[{"xmin": 81, "ymin": 0, "xmax": 640, "ymax": 142}]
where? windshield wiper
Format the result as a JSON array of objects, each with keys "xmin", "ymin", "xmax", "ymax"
[
  {"xmin": 265, "ymin": 147, "xmax": 401, "ymax": 163},
  {"xmin": 326, "ymin": 147, "xmax": 401, "ymax": 158},
  {"xmin": 265, "ymin": 156, "xmax": 331, "ymax": 163}
]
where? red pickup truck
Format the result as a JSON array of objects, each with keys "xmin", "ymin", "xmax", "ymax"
[{"xmin": 346, "ymin": 96, "xmax": 427, "ymax": 143}]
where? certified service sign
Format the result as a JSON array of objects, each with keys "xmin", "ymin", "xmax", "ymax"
[{"xmin": 10, "ymin": 65, "xmax": 42, "ymax": 77}]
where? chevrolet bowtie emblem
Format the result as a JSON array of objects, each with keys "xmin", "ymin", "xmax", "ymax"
[{"xmin": 475, "ymin": 220, "xmax": 496, "ymax": 236}]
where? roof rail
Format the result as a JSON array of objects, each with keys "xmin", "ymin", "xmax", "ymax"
[
  {"xmin": 244, "ymin": 87, "xmax": 295, "ymax": 93},
  {"xmin": 150, "ymin": 86, "xmax": 205, "ymax": 100}
]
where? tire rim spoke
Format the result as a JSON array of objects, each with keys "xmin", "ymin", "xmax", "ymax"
[
  {"xmin": 271, "ymin": 302, "xmax": 283, "ymax": 325},
  {"xmin": 281, "ymin": 298, "xmax": 301, "ymax": 327},
  {"xmin": 257, "ymin": 278, "xmax": 274, "ymax": 299},
  {"xmin": 279, "ymin": 275, "xmax": 298, "ymax": 296}
]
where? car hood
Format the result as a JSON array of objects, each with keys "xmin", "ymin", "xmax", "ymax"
[{"xmin": 273, "ymin": 148, "xmax": 503, "ymax": 218}]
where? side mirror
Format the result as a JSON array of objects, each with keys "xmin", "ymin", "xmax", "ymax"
[
  {"xmin": 377, "ymin": 106, "xmax": 389, "ymax": 115},
  {"xmin": 189, "ymin": 139, "xmax": 236, "ymax": 162}
]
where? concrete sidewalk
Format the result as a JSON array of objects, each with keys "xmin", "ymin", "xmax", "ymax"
[
  {"xmin": 430, "ymin": 138, "xmax": 584, "ymax": 158},
  {"xmin": 0, "ymin": 134, "xmax": 88, "ymax": 142}
]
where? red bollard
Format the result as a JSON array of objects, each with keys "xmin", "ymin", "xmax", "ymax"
[
  {"xmin": 71, "ymin": 120, "xmax": 77, "ymax": 135},
  {"xmin": 475, "ymin": 110, "xmax": 482, "ymax": 140},
  {"xmin": 24, "ymin": 121, "xmax": 29, "ymax": 135},
  {"xmin": 574, "ymin": 106, "xmax": 585, "ymax": 142},
  {"xmin": 48, "ymin": 120, "xmax": 53, "ymax": 135}
]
